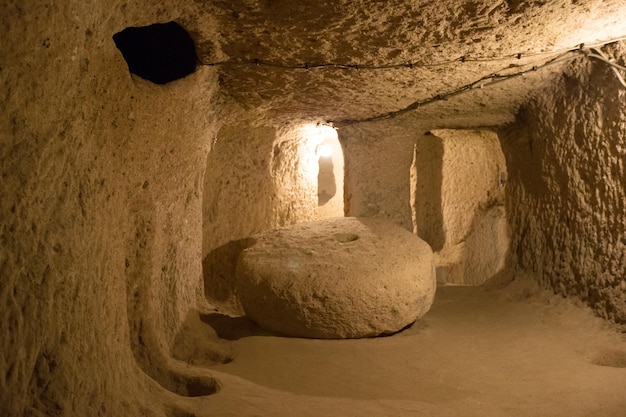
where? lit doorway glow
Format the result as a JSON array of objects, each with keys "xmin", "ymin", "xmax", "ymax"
[{"xmin": 314, "ymin": 125, "xmax": 344, "ymax": 218}]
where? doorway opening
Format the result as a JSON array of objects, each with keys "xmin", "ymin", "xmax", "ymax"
[
  {"xmin": 315, "ymin": 126, "xmax": 344, "ymax": 218},
  {"xmin": 411, "ymin": 129, "xmax": 509, "ymax": 285}
]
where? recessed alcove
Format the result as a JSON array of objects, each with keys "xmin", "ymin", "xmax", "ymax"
[
  {"xmin": 3, "ymin": 2, "xmax": 626, "ymax": 417},
  {"xmin": 113, "ymin": 21, "xmax": 197, "ymax": 84},
  {"xmin": 315, "ymin": 125, "xmax": 345, "ymax": 218},
  {"xmin": 411, "ymin": 129, "xmax": 509, "ymax": 286}
]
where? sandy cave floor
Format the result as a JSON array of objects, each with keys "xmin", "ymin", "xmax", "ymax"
[{"xmin": 172, "ymin": 277, "xmax": 626, "ymax": 417}]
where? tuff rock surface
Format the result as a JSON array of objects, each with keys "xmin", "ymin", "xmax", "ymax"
[{"xmin": 3, "ymin": 0, "xmax": 626, "ymax": 415}]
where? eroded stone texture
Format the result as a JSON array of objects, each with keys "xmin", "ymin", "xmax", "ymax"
[
  {"xmin": 236, "ymin": 217, "xmax": 436, "ymax": 339},
  {"xmin": 427, "ymin": 130, "xmax": 509, "ymax": 286},
  {"xmin": 501, "ymin": 44, "xmax": 626, "ymax": 324},
  {"xmin": 4, "ymin": 0, "xmax": 626, "ymax": 415},
  {"xmin": 342, "ymin": 122, "xmax": 418, "ymax": 230},
  {"xmin": 1, "ymin": 1, "xmax": 223, "ymax": 415},
  {"xmin": 210, "ymin": 0, "xmax": 626, "ymax": 127},
  {"xmin": 202, "ymin": 125, "xmax": 320, "ymax": 314}
]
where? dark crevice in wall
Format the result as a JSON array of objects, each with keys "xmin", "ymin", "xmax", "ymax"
[{"xmin": 113, "ymin": 21, "xmax": 197, "ymax": 84}]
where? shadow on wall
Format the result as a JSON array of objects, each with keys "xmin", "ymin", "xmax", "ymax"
[
  {"xmin": 201, "ymin": 124, "xmax": 322, "ymax": 314},
  {"xmin": 411, "ymin": 133, "xmax": 445, "ymax": 250},
  {"xmin": 412, "ymin": 130, "xmax": 509, "ymax": 286},
  {"xmin": 170, "ymin": 309, "xmax": 235, "ymax": 367},
  {"xmin": 201, "ymin": 125, "xmax": 277, "ymax": 315},
  {"xmin": 202, "ymin": 238, "xmax": 255, "ymax": 316}
]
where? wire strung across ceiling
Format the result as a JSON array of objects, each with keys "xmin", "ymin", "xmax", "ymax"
[
  {"xmin": 328, "ymin": 46, "xmax": 626, "ymax": 127},
  {"xmin": 200, "ymin": 36, "xmax": 626, "ymax": 127},
  {"xmin": 331, "ymin": 51, "xmax": 574, "ymax": 127},
  {"xmin": 200, "ymin": 36, "xmax": 626, "ymax": 71}
]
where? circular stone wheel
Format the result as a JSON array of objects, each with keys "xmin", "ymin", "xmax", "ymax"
[{"xmin": 235, "ymin": 217, "xmax": 436, "ymax": 339}]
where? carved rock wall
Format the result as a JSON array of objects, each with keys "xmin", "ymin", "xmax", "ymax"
[
  {"xmin": 1, "ymin": 1, "xmax": 221, "ymax": 415},
  {"xmin": 501, "ymin": 45, "xmax": 626, "ymax": 324},
  {"xmin": 341, "ymin": 122, "xmax": 417, "ymax": 230},
  {"xmin": 428, "ymin": 129, "xmax": 509, "ymax": 286},
  {"xmin": 202, "ymin": 125, "xmax": 320, "ymax": 313}
]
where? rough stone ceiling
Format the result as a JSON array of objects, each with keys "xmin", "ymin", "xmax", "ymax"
[{"xmin": 194, "ymin": 0, "xmax": 626, "ymax": 127}]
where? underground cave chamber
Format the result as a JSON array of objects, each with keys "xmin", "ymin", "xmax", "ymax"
[{"xmin": 2, "ymin": 1, "xmax": 626, "ymax": 416}]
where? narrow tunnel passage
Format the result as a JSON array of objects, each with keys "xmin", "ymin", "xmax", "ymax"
[{"xmin": 315, "ymin": 125, "xmax": 344, "ymax": 218}]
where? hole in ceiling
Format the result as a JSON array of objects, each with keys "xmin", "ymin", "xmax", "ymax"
[{"xmin": 113, "ymin": 21, "xmax": 197, "ymax": 85}]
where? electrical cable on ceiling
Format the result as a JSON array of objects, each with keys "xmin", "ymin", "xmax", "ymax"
[
  {"xmin": 324, "ymin": 45, "xmax": 626, "ymax": 127},
  {"xmin": 585, "ymin": 47, "xmax": 626, "ymax": 88},
  {"xmin": 200, "ymin": 35, "xmax": 626, "ymax": 71},
  {"xmin": 202, "ymin": 35, "xmax": 626, "ymax": 127},
  {"xmin": 327, "ymin": 50, "xmax": 576, "ymax": 127}
]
